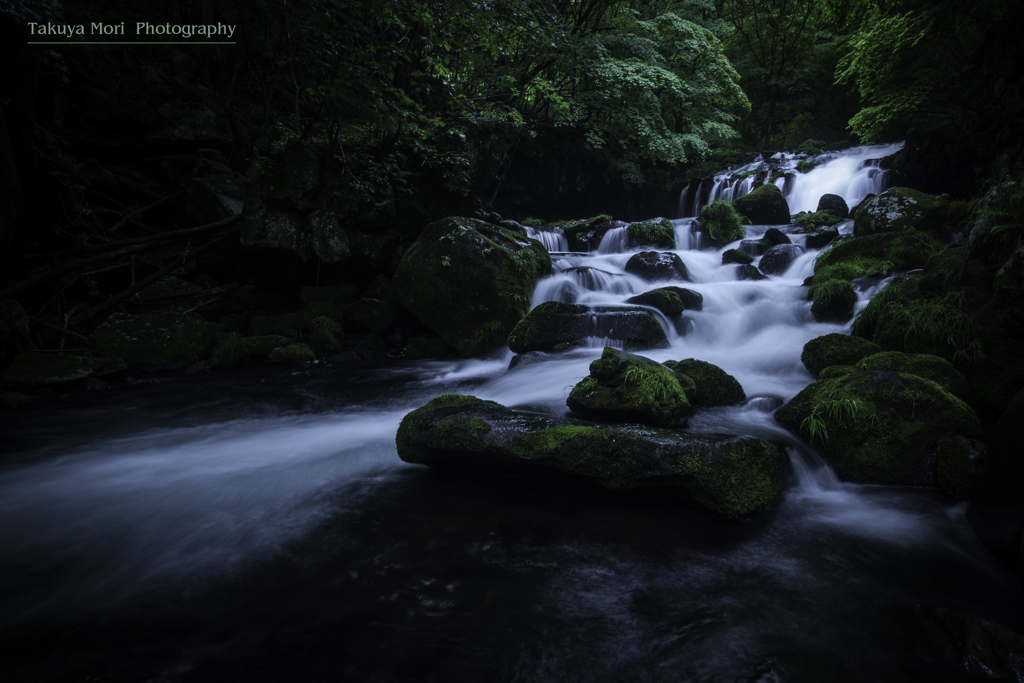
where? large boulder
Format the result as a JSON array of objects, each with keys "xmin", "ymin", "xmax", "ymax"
[
  {"xmin": 90, "ymin": 312, "xmax": 223, "ymax": 371},
  {"xmin": 3, "ymin": 352, "xmax": 126, "ymax": 386},
  {"xmin": 816, "ymin": 194, "xmax": 849, "ymax": 218},
  {"xmin": 854, "ymin": 352, "xmax": 972, "ymax": 403},
  {"xmin": 759, "ymin": 244, "xmax": 804, "ymax": 276},
  {"xmin": 393, "ymin": 217, "xmax": 551, "ymax": 355},
  {"xmin": 624, "ymin": 251, "xmax": 689, "ymax": 281},
  {"xmin": 566, "ymin": 347, "xmax": 690, "ymax": 427},
  {"xmin": 662, "ymin": 358, "xmax": 746, "ymax": 407},
  {"xmin": 801, "ymin": 333, "xmax": 881, "ymax": 377},
  {"xmin": 722, "ymin": 249, "xmax": 753, "ymax": 265},
  {"xmin": 698, "ymin": 201, "xmax": 745, "ymax": 245},
  {"xmin": 853, "ymin": 187, "xmax": 950, "ymax": 238},
  {"xmin": 809, "ymin": 278, "xmax": 857, "ymax": 323},
  {"xmin": 626, "ymin": 219, "xmax": 675, "ymax": 249},
  {"xmin": 507, "ymin": 301, "xmax": 668, "ymax": 353},
  {"xmin": 396, "ymin": 394, "xmax": 788, "ymax": 519},
  {"xmin": 775, "ymin": 371, "xmax": 982, "ymax": 495},
  {"xmin": 732, "ymin": 183, "xmax": 791, "ymax": 225}
]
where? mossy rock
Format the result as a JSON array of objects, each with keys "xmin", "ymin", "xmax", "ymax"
[
  {"xmin": 392, "ymin": 217, "xmax": 551, "ymax": 356},
  {"xmin": 91, "ymin": 312, "xmax": 223, "ymax": 371},
  {"xmin": 3, "ymin": 352, "xmax": 126, "ymax": 386},
  {"xmin": 404, "ymin": 337, "xmax": 450, "ymax": 360},
  {"xmin": 554, "ymin": 215, "xmax": 615, "ymax": 250},
  {"xmin": 627, "ymin": 219, "xmax": 675, "ymax": 249},
  {"xmin": 815, "ymin": 229, "xmax": 940, "ymax": 273},
  {"xmin": 396, "ymin": 394, "xmax": 788, "ymax": 519},
  {"xmin": 919, "ymin": 245, "xmax": 967, "ymax": 295},
  {"xmin": 853, "ymin": 187, "xmax": 950, "ymax": 238},
  {"xmin": 566, "ymin": 347, "xmax": 690, "ymax": 427},
  {"xmin": 659, "ymin": 286, "xmax": 703, "ymax": 311},
  {"xmin": 810, "ymin": 278, "xmax": 857, "ymax": 323},
  {"xmin": 732, "ymin": 183, "xmax": 791, "ymax": 225},
  {"xmin": 624, "ymin": 251, "xmax": 689, "ymax": 282},
  {"xmin": 250, "ymin": 300, "xmax": 342, "ymax": 336},
  {"xmin": 212, "ymin": 334, "xmax": 292, "ymax": 366},
  {"xmin": 342, "ymin": 297, "xmax": 395, "ymax": 335},
  {"xmin": 245, "ymin": 335, "xmax": 292, "ymax": 358},
  {"xmin": 819, "ymin": 365, "xmax": 858, "ymax": 379},
  {"xmin": 795, "ymin": 210, "xmax": 841, "ymax": 231},
  {"xmin": 625, "ymin": 288, "xmax": 685, "ymax": 316},
  {"xmin": 774, "ymin": 371, "xmax": 982, "ymax": 492},
  {"xmin": 0, "ymin": 300, "xmax": 34, "ymax": 351},
  {"xmin": 662, "ymin": 358, "xmax": 745, "ymax": 407},
  {"xmin": 507, "ymin": 301, "xmax": 668, "ymax": 354},
  {"xmin": 762, "ymin": 228, "xmax": 792, "ymax": 246},
  {"xmin": 722, "ymin": 249, "xmax": 753, "ymax": 265},
  {"xmin": 268, "ymin": 343, "xmax": 315, "ymax": 364},
  {"xmin": 854, "ymin": 351, "xmax": 972, "ymax": 403},
  {"xmin": 801, "ymin": 333, "xmax": 881, "ymax": 377},
  {"xmin": 699, "ymin": 200, "xmax": 745, "ymax": 245},
  {"xmin": 816, "ymin": 194, "xmax": 849, "ymax": 219}
]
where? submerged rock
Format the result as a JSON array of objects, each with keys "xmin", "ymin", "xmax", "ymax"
[
  {"xmin": 396, "ymin": 394, "xmax": 788, "ymax": 519},
  {"xmin": 567, "ymin": 347, "xmax": 690, "ymax": 427},
  {"xmin": 732, "ymin": 183, "xmax": 791, "ymax": 225},
  {"xmin": 775, "ymin": 370, "xmax": 982, "ymax": 495},
  {"xmin": 662, "ymin": 358, "xmax": 746, "ymax": 407},
  {"xmin": 759, "ymin": 244, "xmax": 804, "ymax": 276},
  {"xmin": 722, "ymin": 249, "xmax": 753, "ymax": 265},
  {"xmin": 393, "ymin": 216, "xmax": 551, "ymax": 355},
  {"xmin": 3, "ymin": 352, "xmax": 126, "ymax": 386},
  {"xmin": 506, "ymin": 301, "xmax": 668, "ymax": 353},
  {"xmin": 735, "ymin": 264, "xmax": 768, "ymax": 281},
  {"xmin": 624, "ymin": 251, "xmax": 690, "ymax": 282}
]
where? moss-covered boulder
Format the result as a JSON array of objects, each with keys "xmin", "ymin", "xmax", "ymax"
[
  {"xmin": 3, "ymin": 352, "xmax": 126, "ymax": 386},
  {"xmin": 625, "ymin": 288, "xmax": 687, "ymax": 315},
  {"xmin": 662, "ymin": 358, "xmax": 746, "ymax": 407},
  {"xmin": 566, "ymin": 347, "xmax": 690, "ymax": 426},
  {"xmin": 250, "ymin": 300, "xmax": 342, "ymax": 336},
  {"xmin": 732, "ymin": 183, "xmax": 791, "ymax": 225},
  {"xmin": 801, "ymin": 333, "xmax": 881, "ymax": 377},
  {"xmin": 774, "ymin": 371, "xmax": 982, "ymax": 492},
  {"xmin": 627, "ymin": 218, "xmax": 675, "ymax": 249},
  {"xmin": 91, "ymin": 312, "xmax": 223, "ymax": 371},
  {"xmin": 854, "ymin": 352, "xmax": 972, "ymax": 403},
  {"xmin": 396, "ymin": 394, "xmax": 788, "ymax": 519},
  {"xmin": 212, "ymin": 334, "xmax": 292, "ymax": 367},
  {"xmin": 554, "ymin": 215, "xmax": 616, "ymax": 251},
  {"xmin": 699, "ymin": 200, "xmax": 745, "ymax": 245},
  {"xmin": 759, "ymin": 244, "xmax": 804, "ymax": 276},
  {"xmin": 722, "ymin": 249, "xmax": 753, "ymax": 265},
  {"xmin": 815, "ymin": 229, "xmax": 941, "ymax": 272},
  {"xmin": 810, "ymin": 278, "xmax": 858, "ymax": 323},
  {"xmin": 624, "ymin": 251, "xmax": 689, "ymax": 282},
  {"xmin": 0, "ymin": 300, "xmax": 33, "ymax": 352},
  {"xmin": 392, "ymin": 217, "xmax": 551, "ymax": 356},
  {"xmin": 762, "ymin": 228, "xmax": 792, "ymax": 246},
  {"xmin": 816, "ymin": 194, "xmax": 849, "ymax": 219},
  {"xmin": 507, "ymin": 302, "xmax": 668, "ymax": 353},
  {"xmin": 268, "ymin": 342, "xmax": 316, "ymax": 363},
  {"xmin": 342, "ymin": 298, "xmax": 395, "ymax": 335},
  {"xmin": 795, "ymin": 210, "xmax": 841, "ymax": 231},
  {"xmin": 853, "ymin": 187, "xmax": 950, "ymax": 238}
]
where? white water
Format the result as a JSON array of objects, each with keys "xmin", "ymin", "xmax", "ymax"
[{"xmin": 681, "ymin": 143, "xmax": 904, "ymax": 218}]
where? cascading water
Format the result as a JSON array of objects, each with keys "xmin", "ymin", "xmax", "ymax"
[
  {"xmin": 2, "ymin": 143, "xmax": 1022, "ymax": 682},
  {"xmin": 679, "ymin": 143, "xmax": 904, "ymax": 218}
]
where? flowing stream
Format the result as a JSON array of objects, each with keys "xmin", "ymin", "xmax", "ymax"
[{"xmin": 2, "ymin": 147, "xmax": 1023, "ymax": 682}]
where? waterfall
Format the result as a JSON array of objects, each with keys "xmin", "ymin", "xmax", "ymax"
[
  {"xmin": 782, "ymin": 142, "xmax": 903, "ymax": 213},
  {"xmin": 525, "ymin": 226, "xmax": 569, "ymax": 252},
  {"xmin": 678, "ymin": 185, "xmax": 691, "ymax": 218},
  {"xmin": 597, "ymin": 227, "xmax": 629, "ymax": 254}
]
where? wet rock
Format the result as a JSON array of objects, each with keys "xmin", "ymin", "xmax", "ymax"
[
  {"xmin": 662, "ymin": 358, "xmax": 746, "ymax": 407},
  {"xmin": 624, "ymin": 251, "xmax": 689, "ymax": 282},
  {"xmin": 91, "ymin": 312, "xmax": 223, "ymax": 371},
  {"xmin": 738, "ymin": 239, "xmax": 769, "ymax": 257},
  {"xmin": 392, "ymin": 217, "xmax": 550, "ymax": 356},
  {"xmin": 85, "ymin": 378, "xmax": 110, "ymax": 390},
  {"xmin": 3, "ymin": 352, "xmax": 127, "ymax": 386},
  {"xmin": 794, "ymin": 210, "xmax": 841, "ymax": 231},
  {"xmin": 854, "ymin": 187, "xmax": 950, "ymax": 238},
  {"xmin": 185, "ymin": 356, "xmax": 220, "ymax": 375},
  {"xmin": 762, "ymin": 228, "xmax": 792, "ymax": 246},
  {"xmin": 816, "ymin": 194, "xmax": 849, "ymax": 218},
  {"xmin": 722, "ymin": 249, "xmax": 753, "ymax": 265},
  {"xmin": 626, "ymin": 288, "xmax": 686, "ymax": 315},
  {"xmin": 805, "ymin": 229, "xmax": 840, "ymax": 250},
  {"xmin": 396, "ymin": 394, "xmax": 788, "ymax": 519},
  {"xmin": 759, "ymin": 244, "xmax": 804, "ymax": 276},
  {"xmin": 566, "ymin": 347, "xmax": 690, "ymax": 427},
  {"xmin": 775, "ymin": 371, "xmax": 982, "ymax": 492},
  {"xmin": 801, "ymin": 333, "xmax": 881, "ymax": 377},
  {"xmin": 507, "ymin": 301, "xmax": 668, "ymax": 354},
  {"xmin": 735, "ymin": 264, "xmax": 767, "ymax": 281},
  {"xmin": 917, "ymin": 604, "xmax": 1024, "ymax": 679},
  {"xmin": 732, "ymin": 183, "xmax": 791, "ymax": 225}
]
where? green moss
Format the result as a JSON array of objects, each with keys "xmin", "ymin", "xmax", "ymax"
[
  {"xmin": 662, "ymin": 358, "xmax": 745, "ymax": 407},
  {"xmin": 722, "ymin": 248, "xmax": 753, "ymax": 265},
  {"xmin": 310, "ymin": 315, "xmax": 343, "ymax": 353},
  {"xmin": 243, "ymin": 335, "xmax": 291, "ymax": 358},
  {"xmin": 810, "ymin": 278, "xmax": 857, "ymax": 323},
  {"xmin": 268, "ymin": 343, "xmax": 315, "ymax": 363},
  {"xmin": 689, "ymin": 438, "xmax": 785, "ymax": 519},
  {"xmin": 251, "ymin": 300, "xmax": 343, "ymax": 336},
  {"xmin": 819, "ymin": 364, "xmax": 858, "ymax": 379},
  {"xmin": 555, "ymin": 214, "xmax": 614, "ymax": 240},
  {"xmin": 733, "ymin": 183, "xmax": 791, "ymax": 225},
  {"xmin": 700, "ymin": 200, "xmax": 745, "ymax": 245},
  {"xmin": 796, "ymin": 160, "xmax": 819, "ymax": 173},
  {"xmin": 423, "ymin": 394, "xmax": 489, "ymax": 410},
  {"xmin": 801, "ymin": 333, "xmax": 881, "ymax": 377},
  {"xmin": 625, "ymin": 288, "xmax": 685, "ymax": 315},
  {"xmin": 213, "ymin": 333, "xmax": 250, "ymax": 367},
  {"xmin": 854, "ymin": 187, "xmax": 951, "ymax": 238},
  {"xmin": 627, "ymin": 219, "xmax": 675, "ymax": 249},
  {"xmin": 91, "ymin": 312, "xmax": 223, "ymax": 370},
  {"xmin": 795, "ymin": 210, "xmax": 841, "ymax": 230}
]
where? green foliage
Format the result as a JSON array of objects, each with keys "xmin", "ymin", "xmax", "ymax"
[
  {"xmin": 627, "ymin": 220, "xmax": 674, "ymax": 248},
  {"xmin": 980, "ymin": 175, "xmax": 1024, "ymax": 237},
  {"xmin": 213, "ymin": 333, "xmax": 250, "ymax": 368},
  {"xmin": 700, "ymin": 200, "xmax": 745, "ymax": 244}
]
